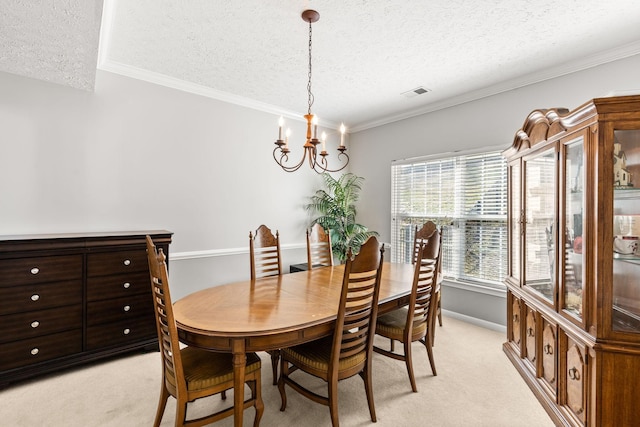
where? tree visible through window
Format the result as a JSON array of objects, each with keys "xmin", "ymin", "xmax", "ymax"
[{"xmin": 391, "ymin": 150, "xmax": 507, "ymax": 287}]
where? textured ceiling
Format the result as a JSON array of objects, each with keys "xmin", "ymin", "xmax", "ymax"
[
  {"xmin": 3, "ymin": 1, "xmax": 640, "ymax": 131},
  {"xmin": 0, "ymin": 0, "xmax": 103, "ymax": 91}
]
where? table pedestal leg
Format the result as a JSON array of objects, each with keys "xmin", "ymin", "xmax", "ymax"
[{"xmin": 232, "ymin": 339, "xmax": 247, "ymax": 427}]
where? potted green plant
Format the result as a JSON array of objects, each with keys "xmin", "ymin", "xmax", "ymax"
[{"xmin": 305, "ymin": 173, "xmax": 379, "ymax": 263}]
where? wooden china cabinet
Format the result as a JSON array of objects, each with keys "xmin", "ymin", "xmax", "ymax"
[{"xmin": 503, "ymin": 95, "xmax": 640, "ymax": 426}]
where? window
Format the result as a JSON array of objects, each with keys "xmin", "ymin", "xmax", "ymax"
[{"xmin": 391, "ymin": 149, "xmax": 507, "ymax": 287}]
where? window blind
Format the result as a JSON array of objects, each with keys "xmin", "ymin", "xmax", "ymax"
[{"xmin": 391, "ymin": 150, "xmax": 507, "ymax": 287}]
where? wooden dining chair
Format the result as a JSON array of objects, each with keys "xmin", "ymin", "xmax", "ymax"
[
  {"xmin": 249, "ymin": 224, "xmax": 283, "ymax": 280},
  {"xmin": 278, "ymin": 236, "xmax": 385, "ymax": 427},
  {"xmin": 411, "ymin": 221, "xmax": 438, "ymax": 265},
  {"xmin": 306, "ymin": 223, "xmax": 334, "ymax": 269},
  {"xmin": 374, "ymin": 241, "xmax": 437, "ymax": 392},
  {"xmin": 249, "ymin": 224, "xmax": 283, "ymax": 384},
  {"xmin": 146, "ymin": 236, "xmax": 264, "ymax": 427},
  {"xmin": 413, "ymin": 222, "xmax": 444, "ymax": 335}
]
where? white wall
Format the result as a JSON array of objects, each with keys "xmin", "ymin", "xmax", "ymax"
[
  {"xmin": 3, "ymin": 53, "xmax": 639, "ymax": 314},
  {"xmin": 349, "ymin": 53, "xmax": 640, "ymax": 243},
  {"xmin": 347, "ymin": 53, "xmax": 640, "ymax": 327},
  {"xmin": 0, "ymin": 70, "xmax": 327, "ymax": 299}
]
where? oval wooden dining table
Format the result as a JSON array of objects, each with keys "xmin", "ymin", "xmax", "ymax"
[{"xmin": 173, "ymin": 262, "xmax": 415, "ymax": 427}]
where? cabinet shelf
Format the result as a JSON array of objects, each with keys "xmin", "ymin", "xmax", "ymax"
[
  {"xmin": 613, "ymin": 253, "xmax": 640, "ymax": 264},
  {"xmin": 614, "ymin": 187, "xmax": 640, "ymax": 200}
]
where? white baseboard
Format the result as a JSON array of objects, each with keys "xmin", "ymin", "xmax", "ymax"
[{"xmin": 442, "ymin": 309, "xmax": 506, "ymax": 333}]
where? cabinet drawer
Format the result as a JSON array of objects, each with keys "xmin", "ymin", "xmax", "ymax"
[
  {"xmin": 86, "ymin": 271, "xmax": 150, "ymax": 301},
  {"xmin": 0, "ymin": 255, "xmax": 82, "ymax": 287},
  {"xmin": 87, "ymin": 249, "xmax": 148, "ymax": 277},
  {"xmin": 0, "ymin": 329, "xmax": 82, "ymax": 371},
  {"xmin": 0, "ymin": 280, "xmax": 82, "ymax": 315},
  {"xmin": 86, "ymin": 318, "xmax": 156, "ymax": 350},
  {"xmin": 87, "ymin": 294, "xmax": 154, "ymax": 326},
  {"xmin": 0, "ymin": 305, "xmax": 82, "ymax": 344}
]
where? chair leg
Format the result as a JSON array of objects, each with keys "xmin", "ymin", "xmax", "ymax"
[
  {"xmin": 389, "ymin": 338, "xmax": 395, "ymax": 352},
  {"xmin": 251, "ymin": 376, "xmax": 265, "ymax": 427},
  {"xmin": 430, "ymin": 302, "xmax": 438, "ymax": 347},
  {"xmin": 361, "ymin": 364, "xmax": 377, "ymax": 423},
  {"xmin": 328, "ymin": 375, "xmax": 340, "ymax": 427},
  {"xmin": 422, "ymin": 337, "xmax": 437, "ymax": 376},
  {"xmin": 270, "ymin": 350, "xmax": 280, "ymax": 385},
  {"xmin": 175, "ymin": 400, "xmax": 188, "ymax": 427},
  {"xmin": 153, "ymin": 385, "xmax": 170, "ymax": 427},
  {"xmin": 278, "ymin": 359, "xmax": 288, "ymax": 411},
  {"xmin": 404, "ymin": 340, "xmax": 418, "ymax": 392}
]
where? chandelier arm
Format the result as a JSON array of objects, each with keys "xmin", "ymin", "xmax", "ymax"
[
  {"xmin": 273, "ymin": 145, "xmax": 310, "ymax": 173},
  {"xmin": 312, "ymin": 152, "xmax": 350, "ymax": 174}
]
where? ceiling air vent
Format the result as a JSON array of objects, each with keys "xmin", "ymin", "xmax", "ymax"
[{"xmin": 401, "ymin": 86, "xmax": 431, "ymax": 98}]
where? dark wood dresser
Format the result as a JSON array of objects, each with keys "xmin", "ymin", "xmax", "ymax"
[{"xmin": 0, "ymin": 230, "xmax": 172, "ymax": 387}]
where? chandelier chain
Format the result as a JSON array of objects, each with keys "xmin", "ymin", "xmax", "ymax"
[{"xmin": 307, "ymin": 21, "xmax": 314, "ymax": 115}]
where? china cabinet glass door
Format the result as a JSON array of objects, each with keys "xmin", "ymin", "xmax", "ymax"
[
  {"xmin": 524, "ymin": 147, "xmax": 557, "ymax": 303},
  {"xmin": 612, "ymin": 128, "xmax": 640, "ymax": 333},
  {"xmin": 562, "ymin": 136, "xmax": 585, "ymax": 320},
  {"xmin": 509, "ymin": 160, "xmax": 521, "ymax": 283}
]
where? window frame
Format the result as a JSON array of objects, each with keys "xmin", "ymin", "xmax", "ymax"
[{"xmin": 391, "ymin": 145, "xmax": 508, "ymax": 289}]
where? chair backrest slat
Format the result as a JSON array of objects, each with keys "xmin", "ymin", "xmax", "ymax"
[
  {"xmin": 146, "ymin": 235, "xmax": 186, "ymax": 395},
  {"xmin": 331, "ymin": 237, "xmax": 384, "ymax": 371},
  {"xmin": 250, "ymin": 225, "xmax": 283, "ymax": 280},
  {"xmin": 406, "ymin": 242, "xmax": 437, "ymax": 335},
  {"xmin": 306, "ymin": 224, "xmax": 334, "ymax": 269},
  {"xmin": 412, "ymin": 221, "xmax": 438, "ymax": 265}
]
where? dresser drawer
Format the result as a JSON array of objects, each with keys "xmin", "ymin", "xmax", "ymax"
[
  {"xmin": 0, "ymin": 306, "xmax": 82, "ymax": 344},
  {"xmin": 0, "ymin": 329, "xmax": 82, "ymax": 371},
  {"xmin": 0, "ymin": 280, "xmax": 82, "ymax": 315},
  {"xmin": 87, "ymin": 271, "xmax": 150, "ymax": 301},
  {"xmin": 86, "ymin": 318, "xmax": 156, "ymax": 350},
  {"xmin": 87, "ymin": 294, "xmax": 154, "ymax": 326},
  {"xmin": 87, "ymin": 249, "xmax": 148, "ymax": 277},
  {"xmin": 0, "ymin": 255, "xmax": 82, "ymax": 287}
]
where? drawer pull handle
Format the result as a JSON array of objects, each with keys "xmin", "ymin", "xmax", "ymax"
[
  {"xmin": 123, "ymin": 259, "xmax": 131, "ymax": 266},
  {"xmin": 123, "ymin": 282, "xmax": 131, "ymax": 289},
  {"xmin": 123, "ymin": 305, "xmax": 131, "ymax": 312},
  {"xmin": 31, "ymin": 321, "xmax": 40, "ymax": 328},
  {"xmin": 543, "ymin": 344, "xmax": 553, "ymax": 355},
  {"xmin": 30, "ymin": 267, "xmax": 40, "ymax": 275},
  {"xmin": 527, "ymin": 327, "xmax": 535, "ymax": 337},
  {"xmin": 513, "ymin": 314, "xmax": 519, "ymax": 322},
  {"xmin": 568, "ymin": 367, "xmax": 581, "ymax": 381},
  {"xmin": 31, "ymin": 294, "xmax": 40, "ymax": 301},
  {"xmin": 123, "ymin": 328, "xmax": 131, "ymax": 335},
  {"xmin": 31, "ymin": 348, "xmax": 39, "ymax": 356}
]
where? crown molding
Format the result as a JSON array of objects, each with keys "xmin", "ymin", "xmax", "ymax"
[
  {"xmin": 350, "ymin": 40, "xmax": 640, "ymax": 133},
  {"xmin": 98, "ymin": 40, "xmax": 640, "ymax": 135}
]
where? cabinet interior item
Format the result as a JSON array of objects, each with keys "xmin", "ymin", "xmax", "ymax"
[
  {"xmin": 503, "ymin": 95, "xmax": 640, "ymax": 427},
  {"xmin": 0, "ymin": 230, "xmax": 172, "ymax": 387}
]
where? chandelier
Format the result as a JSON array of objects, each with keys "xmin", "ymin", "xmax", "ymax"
[{"xmin": 273, "ymin": 9, "xmax": 349, "ymax": 173}]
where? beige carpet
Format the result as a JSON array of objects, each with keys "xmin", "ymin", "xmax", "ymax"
[{"xmin": 0, "ymin": 316, "xmax": 553, "ymax": 427}]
